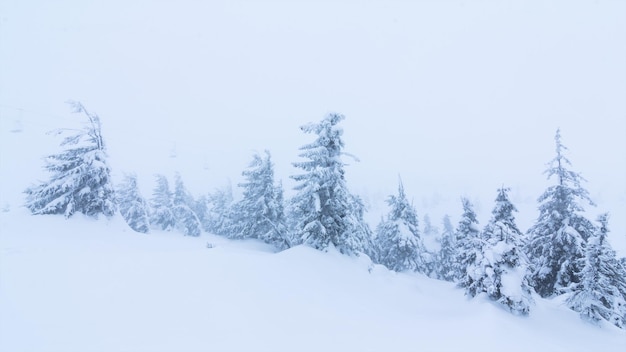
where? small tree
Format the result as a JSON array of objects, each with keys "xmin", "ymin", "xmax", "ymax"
[
  {"xmin": 435, "ymin": 215, "xmax": 457, "ymax": 282},
  {"xmin": 117, "ymin": 173, "xmax": 150, "ymax": 233},
  {"xmin": 149, "ymin": 174, "xmax": 176, "ymax": 231},
  {"xmin": 567, "ymin": 214, "xmax": 626, "ymax": 329},
  {"xmin": 227, "ymin": 151, "xmax": 290, "ymax": 250},
  {"xmin": 466, "ymin": 187, "xmax": 534, "ymax": 315},
  {"xmin": 375, "ymin": 180, "xmax": 428, "ymax": 273},
  {"xmin": 456, "ymin": 198, "xmax": 482, "ymax": 287},
  {"xmin": 289, "ymin": 113, "xmax": 371, "ymax": 255},
  {"xmin": 204, "ymin": 185, "xmax": 234, "ymax": 236},
  {"xmin": 527, "ymin": 130, "xmax": 596, "ymax": 297},
  {"xmin": 25, "ymin": 102, "xmax": 116, "ymax": 218},
  {"xmin": 172, "ymin": 173, "xmax": 202, "ymax": 237}
]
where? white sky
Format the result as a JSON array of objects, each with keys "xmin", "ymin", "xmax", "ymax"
[{"xmin": 1, "ymin": 1, "xmax": 625, "ymax": 250}]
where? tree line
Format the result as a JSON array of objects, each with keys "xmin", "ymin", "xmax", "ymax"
[{"xmin": 24, "ymin": 102, "xmax": 626, "ymax": 329}]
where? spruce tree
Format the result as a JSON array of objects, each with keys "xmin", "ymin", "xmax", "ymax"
[
  {"xmin": 289, "ymin": 113, "xmax": 371, "ymax": 255},
  {"xmin": 456, "ymin": 198, "xmax": 482, "ymax": 287},
  {"xmin": 25, "ymin": 102, "xmax": 116, "ymax": 218},
  {"xmin": 227, "ymin": 151, "xmax": 290, "ymax": 250},
  {"xmin": 436, "ymin": 215, "xmax": 457, "ymax": 282},
  {"xmin": 149, "ymin": 174, "xmax": 176, "ymax": 231},
  {"xmin": 466, "ymin": 187, "xmax": 534, "ymax": 315},
  {"xmin": 527, "ymin": 130, "xmax": 596, "ymax": 297},
  {"xmin": 375, "ymin": 180, "xmax": 428, "ymax": 273},
  {"xmin": 172, "ymin": 173, "xmax": 202, "ymax": 237},
  {"xmin": 117, "ymin": 173, "xmax": 150, "ymax": 233},
  {"xmin": 567, "ymin": 214, "xmax": 626, "ymax": 329},
  {"xmin": 204, "ymin": 185, "xmax": 234, "ymax": 236}
]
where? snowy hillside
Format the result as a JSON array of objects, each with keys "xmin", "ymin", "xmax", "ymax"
[{"xmin": 1, "ymin": 212, "xmax": 625, "ymax": 352}]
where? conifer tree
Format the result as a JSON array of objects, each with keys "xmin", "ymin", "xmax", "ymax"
[
  {"xmin": 375, "ymin": 180, "xmax": 428, "ymax": 273},
  {"xmin": 567, "ymin": 214, "xmax": 626, "ymax": 329},
  {"xmin": 149, "ymin": 174, "xmax": 176, "ymax": 231},
  {"xmin": 436, "ymin": 215, "xmax": 457, "ymax": 282},
  {"xmin": 227, "ymin": 151, "xmax": 290, "ymax": 250},
  {"xmin": 527, "ymin": 130, "xmax": 596, "ymax": 297},
  {"xmin": 117, "ymin": 173, "xmax": 149, "ymax": 233},
  {"xmin": 456, "ymin": 198, "xmax": 482, "ymax": 287},
  {"xmin": 204, "ymin": 185, "xmax": 234, "ymax": 236},
  {"xmin": 172, "ymin": 173, "xmax": 202, "ymax": 237},
  {"xmin": 25, "ymin": 102, "xmax": 116, "ymax": 218},
  {"xmin": 466, "ymin": 187, "xmax": 534, "ymax": 315},
  {"xmin": 289, "ymin": 113, "xmax": 371, "ymax": 255}
]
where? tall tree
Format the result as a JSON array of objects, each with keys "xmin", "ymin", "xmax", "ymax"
[
  {"xmin": 465, "ymin": 187, "xmax": 534, "ymax": 315},
  {"xmin": 567, "ymin": 214, "xmax": 626, "ymax": 329},
  {"xmin": 456, "ymin": 198, "xmax": 482, "ymax": 287},
  {"xmin": 149, "ymin": 174, "xmax": 176, "ymax": 231},
  {"xmin": 289, "ymin": 113, "xmax": 371, "ymax": 255},
  {"xmin": 375, "ymin": 180, "xmax": 428, "ymax": 273},
  {"xmin": 527, "ymin": 130, "xmax": 596, "ymax": 297},
  {"xmin": 25, "ymin": 102, "xmax": 116, "ymax": 218},
  {"xmin": 117, "ymin": 173, "xmax": 150, "ymax": 233},
  {"xmin": 227, "ymin": 151, "xmax": 290, "ymax": 250}
]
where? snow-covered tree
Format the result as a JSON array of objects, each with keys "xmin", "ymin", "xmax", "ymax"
[
  {"xmin": 435, "ymin": 214, "xmax": 457, "ymax": 282},
  {"xmin": 456, "ymin": 198, "xmax": 482, "ymax": 287},
  {"xmin": 567, "ymin": 214, "xmax": 626, "ymax": 329},
  {"xmin": 203, "ymin": 185, "xmax": 234, "ymax": 236},
  {"xmin": 289, "ymin": 113, "xmax": 371, "ymax": 255},
  {"xmin": 117, "ymin": 173, "xmax": 149, "ymax": 233},
  {"xmin": 466, "ymin": 187, "xmax": 534, "ymax": 315},
  {"xmin": 527, "ymin": 130, "xmax": 596, "ymax": 297},
  {"xmin": 149, "ymin": 174, "xmax": 176, "ymax": 231},
  {"xmin": 375, "ymin": 180, "xmax": 428, "ymax": 273},
  {"xmin": 227, "ymin": 151, "xmax": 290, "ymax": 250},
  {"xmin": 172, "ymin": 173, "xmax": 202, "ymax": 237},
  {"xmin": 25, "ymin": 102, "xmax": 115, "ymax": 218}
]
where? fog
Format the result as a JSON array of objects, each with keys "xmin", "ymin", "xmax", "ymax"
[{"xmin": 1, "ymin": 1, "xmax": 624, "ymax": 251}]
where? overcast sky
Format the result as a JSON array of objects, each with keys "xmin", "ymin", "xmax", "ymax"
[{"xmin": 1, "ymin": 1, "xmax": 625, "ymax": 250}]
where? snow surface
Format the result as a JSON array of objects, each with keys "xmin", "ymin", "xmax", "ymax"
[{"xmin": 1, "ymin": 211, "xmax": 625, "ymax": 352}]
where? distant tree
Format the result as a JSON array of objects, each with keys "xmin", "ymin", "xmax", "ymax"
[
  {"xmin": 25, "ymin": 102, "xmax": 116, "ymax": 218},
  {"xmin": 289, "ymin": 113, "xmax": 371, "ymax": 255},
  {"xmin": 117, "ymin": 173, "xmax": 149, "ymax": 233},
  {"xmin": 227, "ymin": 151, "xmax": 290, "ymax": 250},
  {"xmin": 527, "ymin": 130, "xmax": 596, "ymax": 297},
  {"xmin": 149, "ymin": 174, "xmax": 176, "ymax": 231},
  {"xmin": 172, "ymin": 173, "xmax": 202, "ymax": 237},
  {"xmin": 423, "ymin": 214, "xmax": 439, "ymax": 237},
  {"xmin": 466, "ymin": 187, "xmax": 534, "ymax": 315},
  {"xmin": 375, "ymin": 180, "xmax": 428, "ymax": 273},
  {"xmin": 567, "ymin": 214, "xmax": 626, "ymax": 329},
  {"xmin": 435, "ymin": 214, "xmax": 457, "ymax": 282},
  {"xmin": 456, "ymin": 198, "xmax": 482, "ymax": 287}
]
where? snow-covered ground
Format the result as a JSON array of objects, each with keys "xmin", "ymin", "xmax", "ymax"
[{"xmin": 1, "ymin": 211, "xmax": 625, "ymax": 352}]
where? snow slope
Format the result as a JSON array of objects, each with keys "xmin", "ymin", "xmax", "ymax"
[{"xmin": 1, "ymin": 211, "xmax": 625, "ymax": 352}]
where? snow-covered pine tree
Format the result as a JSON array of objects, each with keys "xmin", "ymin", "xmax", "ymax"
[
  {"xmin": 527, "ymin": 129, "xmax": 596, "ymax": 297},
  {"xmin": 204, "ymin": 185, "xmax": 234, "ymax": 236},
  {"xmin": 456, "ymin": 198, "xmax": 482, "ymax": 287},
  {"xmin": 149, "ymin": 174, "xmax": 176, "ymax": 231},
  {"xmin": 375, "ymin": 180, "xmax": 428, "ymax": 273},
  {"xmin": 435, "ymin": 214, "xmax": 457, "ymax": 282},
  {"xmin": 117, "ymin": 173, "xmax": 150, "ymax": 233},
  {"xmin": 289, "ymin": 113, "xmax": 371, "ymax": 255},
  {"xmin": 227, "ymin": 151, "xmax": 290, "ymax": 250},
  {"xmin": 567, "ymin": 214, "xmax": 626, "ymax": 329},
  {"xmin": 466, "ymin": 187, "xmax": 534, "ymax": 315},
  {"xmin": 25, "ymin": 102, "xmax": 116, "ymax": 218},
  {"xmin": 172, "ymin": 173, "xmax": 202, "ymax": 237}
]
